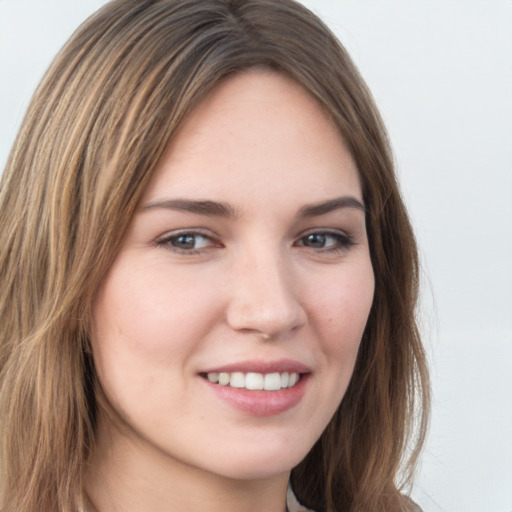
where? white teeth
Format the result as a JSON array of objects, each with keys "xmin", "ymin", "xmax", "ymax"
[
  {"xmin": 218, "ymin": 372, "xmax": 230, "ymax": 386},
  {"xmin": 205, "ymin": 371, "xmax": 301, "ymax": 390},
  {"xmin": 288, "ymin": 372, "xmax": 299, "ymax": 387},
  {"xmin": 230, "ymin": 372, "xmax": 245, "ymax": 388},
  {"xmin": 245, "ymin": 372, "xmax": 264, "ymax": 390},
  {"xmin": 264, "ymin": 373, "xmax": 281, "ymax": 391},
  {"xmin": 207, "ymin": 372, "xmax": 219, "ymax": 383}
]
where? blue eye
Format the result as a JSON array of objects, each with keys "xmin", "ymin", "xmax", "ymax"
[
  {"xmin": 296, "ymin": 231, "xmax": 354, "ymax": 251},
  {"xmin": 159, "ymin": 231, "xmax": 216, "ymax": 253}
]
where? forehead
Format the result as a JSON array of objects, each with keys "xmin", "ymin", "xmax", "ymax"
[{"xmin": 143, "ymin": 69, "xmax": 361, "ymax": 208}]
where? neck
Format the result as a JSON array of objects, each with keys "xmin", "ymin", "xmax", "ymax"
[{"xmin": 84, "ymin": 416, "xmax": 290, "ymax": 512}]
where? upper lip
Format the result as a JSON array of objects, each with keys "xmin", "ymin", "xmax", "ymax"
[{"xmin": 200, "ymin": 359, "xmax": 311, "ymax": 375}]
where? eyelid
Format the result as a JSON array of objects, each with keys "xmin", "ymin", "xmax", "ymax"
[
  {"xmin": 156, "ymin": 227, "xmax": 214, "ymax": 241},
  {"xmin": 294, "ymin": 228, "xmax": 356, "ymax": 251},
  {"xmin": 296, "ymin": 227, "xmax": 352, "ymax": 240},
  {"xmin": 155, "ymin": 228, "xmax": 223, "ymax": 253}
]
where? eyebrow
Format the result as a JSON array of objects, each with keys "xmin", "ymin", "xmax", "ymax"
[
  {"xmin": 142, "ymin": 199, "xmax": 239, "ymax": 218},
  {"xmin": 297, "ymin": 196, "xmax": 366, "ymax": 217},
  {"xmin": 141, "ymin": 195, "xmax": 365, "ymax": 219}
]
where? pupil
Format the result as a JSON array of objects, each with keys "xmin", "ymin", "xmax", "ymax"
[
  {"xmin": 306, "ymin": 233, "xmax": 326, "ymax": 248},
  {"xmin": 174, "ymin": 234, "xmax": 195, "ymax": 249}
]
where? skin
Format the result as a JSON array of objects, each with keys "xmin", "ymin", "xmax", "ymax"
[{"xmin": 86, "ymin": 69, "xmax": 375, "ymax": 512}]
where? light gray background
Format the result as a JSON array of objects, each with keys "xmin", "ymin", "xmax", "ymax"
[{"xmin": 1, "ymin": 1, "xmax": 511, "ymax": 511}]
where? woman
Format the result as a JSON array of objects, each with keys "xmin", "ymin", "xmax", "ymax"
[{"xmin": 0, "ymin": 1, "xmax": 429, "ymax": 511}]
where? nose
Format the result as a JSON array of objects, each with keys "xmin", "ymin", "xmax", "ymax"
[{"xmin": 225, "ymin": 248, "xmax": 307, "ymax": 339}]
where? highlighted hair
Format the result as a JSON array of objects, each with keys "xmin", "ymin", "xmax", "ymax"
[{"xmin": 0, "ymin": 1, "xmax": 429, "ymax": 510}]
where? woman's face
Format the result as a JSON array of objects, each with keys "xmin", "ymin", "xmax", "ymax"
[{"xmin": 91, "ymin": 69, "xmax": 374, "ymax": 481}]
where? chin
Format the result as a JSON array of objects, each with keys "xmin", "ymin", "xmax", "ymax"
[{"xmin": 203, "ymin": 443, "xmax": 310, "ymax": 481}]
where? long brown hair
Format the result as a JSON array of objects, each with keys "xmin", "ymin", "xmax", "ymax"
[{"xmin": 0, "ymin": 1, "xmax": 429, "ymax": 510}]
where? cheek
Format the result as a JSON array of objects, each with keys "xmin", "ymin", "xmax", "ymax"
[
  {"xmin": 89, "ymin": 263, "xmax": 172, "ymax": 402},
  {"xmin": 310, "ymin": 262, "xmax": 374, "ymax": 404},
  {"xmin": 89, "ymin": 258, "xmax": 230, "ymax": 413},
  {"xmin": 295, "ymin": 264, "xmax": 374, "ymax": 445},
  {"xmin": 89, "ymin": 259, "xmax": 222, "ymax": 422},
  {"xmin": 91, "ymin": 259, "xmax": 218, "ymax": 358},
  {"xmin": 308, "ymin": 263, "xmax": 374, "ymax": 359}
]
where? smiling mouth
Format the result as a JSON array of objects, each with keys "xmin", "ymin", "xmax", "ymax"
[{"xmin": 201, "ymin": 371, "xmax": 301, "ymax": 391}]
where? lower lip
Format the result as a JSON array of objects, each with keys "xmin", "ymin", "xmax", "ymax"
[{"xmin": 201, "ymin": 375, "xmax": 309, "ymax": 416}]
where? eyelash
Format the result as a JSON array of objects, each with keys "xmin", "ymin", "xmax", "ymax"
[
  {"xmin": 156, "ymin": 229, "xmax": 356, "ymax": 255},
  {"xmin": 294, "ymin": 230, "xmax": 356, "ymax": 253},
  {"xmin": 156, "ymin": 230, "xmax": 220, "ymax": 255}
]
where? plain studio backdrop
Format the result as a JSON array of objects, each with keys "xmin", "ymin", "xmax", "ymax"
[{"xmin": 1, "ymin": 1, "xmax": 511, "ymax": 511}]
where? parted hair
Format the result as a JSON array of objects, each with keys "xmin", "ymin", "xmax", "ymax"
[{"xmin": 0, "ymin": 1, "xmax": 429, "ymax": 511}]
